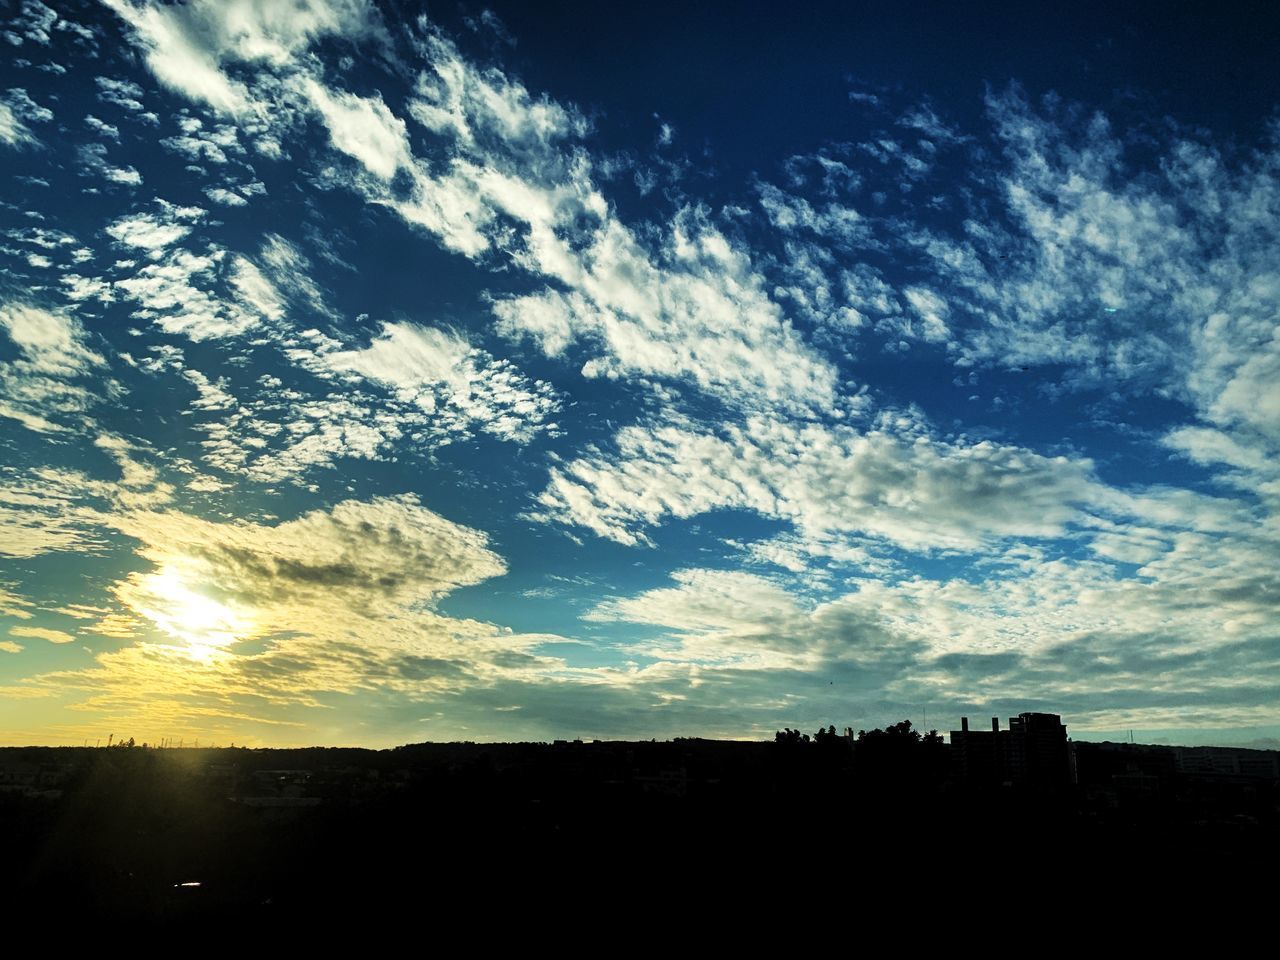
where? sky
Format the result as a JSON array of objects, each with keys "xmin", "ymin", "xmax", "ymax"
[{"xmin": 1, "ymin": 0, "xmax": 1278, "ymax": 749}]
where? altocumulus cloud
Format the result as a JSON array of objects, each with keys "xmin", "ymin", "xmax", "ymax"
[{"xmin": 0, "ymin": 1, "xmax": 1277, "ymax": 745}]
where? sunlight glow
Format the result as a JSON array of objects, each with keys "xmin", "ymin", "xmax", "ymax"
[{"xmin": 134, "ymin": 567, "xmax": 253, "ymax": 661}]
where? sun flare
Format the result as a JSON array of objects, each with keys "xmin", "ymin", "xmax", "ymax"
[{"xmin": 133, "ymin": 568, "xmax": 253, "ymax": 660}]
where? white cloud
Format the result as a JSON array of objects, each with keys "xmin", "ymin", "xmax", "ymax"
[
  {"xmin": 0, "ymin": 101, "xmax": 36, "ymax": 147},
  {"xmin": 180, "ymin": 316, "xmax": 559, "ymax": 484},
  {"xmin": 97, "ymin": 3, "xmax": 246, "ymax": 114},
  {"xmin": 887, "ymin": 88, "xmax": 1280, "ymax": 483},
  {"xmin": 327, "ymin": 321, "xmax": 471, "ymax": 387},
  {"xmin": 103, "ymin": 9, "xmax": 839, "ymax": 415},
  {"xmin": 160, "ymin": 116, "xmax": 243, "ymax": 164},
  {"xmin": 0, "ymin": 303, "xmax": 103, "ymax": 374},
  {"xmin": 900, "ymin": 286, "xmax": 951, "ymax": 343},
  {"xmin": 256, "ymin": 235, "xmax": 329, "ymax": 318},
  {"xmin": 0, "ymin": 303, "xmax": 108, "ymax": 433},
  {"xmin": 537, "ymin": 412, "xmax": 1098, "ymax": 551},
  {"xmin": 95, "ymin": 75, "xmax": 147, "ymax": 113},
  {"xmin": 408, "ymin": 30, "xmax": 585, "ymax": 149},
  {"xmin": 85, "ymin": 114, "xmax": 120, "ymax": 140},
  {"xmin": 111, "ymin": 239, "xmax": 285, "ymax": 342},
  {"xmin": 6, "ymin": 1, "xmax": 56, "ymax": 46},
  {"xmin": 102, "ymin": 0, "xmax": 383, "ymax": 115},
  {"xmin": 320, "ymin": 321, "xmax": 559, "ymax": 443},
  {"xmin": 301, "ymin": 79, "xmax": 411, "ymax": 180},
  {"xmin": 0, "ymin": 87, "xmax": 51, "ymax": 147},
  {"xmin": 1162, "ymin": 426, "xmax": 1275, "ymax": 476},
  {"xmin": 106, "ymin": 203, "xmax": 203, "ymax": 251},
  {"xmin": 204, "ymin": 187, "xmax": 248, "ymax": 206},
  {"xmin": 3, "ymin": 88, "xmax": 53, "ymax": 123},
  {"xmin": 492, "ymin": 209, "xmax": 839, "ymax": 413}
]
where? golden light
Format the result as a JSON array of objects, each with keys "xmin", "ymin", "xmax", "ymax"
[{"xmin": 131, "ymin": 566, "xmax": 254, "ymax": 661}]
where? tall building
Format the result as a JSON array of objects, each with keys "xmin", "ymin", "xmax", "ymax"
[{"xmin": 950, "ymin": 712, "xmax": 1072, "ymax": 789}]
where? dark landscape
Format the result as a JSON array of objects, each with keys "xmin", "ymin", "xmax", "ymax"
[{"xmin": 5, "ymin": 713, "xmax": 1278, "ymax": 921}]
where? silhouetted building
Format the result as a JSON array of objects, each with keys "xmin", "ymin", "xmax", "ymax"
[
  {"xmin": 1174, "ymin": 746, "xmax": 1280, "ymax": 782},
  {"xmin": 950, "ymin": 715, "xmax": 1003, "ymax": 784},
  {"xmin": 950, "ymin": 712, "xmax": 1071, "ymax": 789},
  {"xmin": 1007, "ymin": 712, "xmax": 1071, "ymax": 786}
]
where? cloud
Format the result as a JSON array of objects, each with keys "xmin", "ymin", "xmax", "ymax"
[
  {"xmin": 537, "ymin": 412, "xmax": 1098, "ymax": 552},
  {"xmin": 10, "ymin": 625, "xmax": 74, "ymax": 644},
  {"xmin": 111, "ymin": 235, "xmax": 286, "ymax": 341},
  {"xmin": 320, "ymin": 321, "xmax": 560, "ymax": 443},
  {"xmin": 0, "ymin": 303, "xmax": 103, "ymax": 374},
  {"xmin": 0, "ymin": 433, "xmax": 180, "ymax": 560},
  {"xmin": 158, "ymin": 315, "xmax": 557, "ymax": 485},
  {"xmin": 492, "ymin": 207, "xmax": 839, "ymax": 413},
  {"xmin": 106, "ymin": 13, "xmax": 838, "ymax": 413},
  {"xmin": 0, "ymin": 473, "xmax": 109, "ymax": 558},
  {"xmin": 95, "ymin": 75, "xmax": 147, "ymax": 112},
  {"xmin": 885, "ymin": 87, "xmax": 1280, "ymax": 474},
  {"xmin": 84, "ymin": 114, "xmax": 119, "ymax": 141},
  {"xmin": 0, "ymin": 87, "xmax": 51, "ymax": 147},
  {"xmin": 0, "ymin": 101, "xmax": 36, "ymax": 147},
  {"xmin": 576, "ymin": 521, "xmax": 1280, "ymax": 733},
  {"xmin": 5, "ymin": 3, "xmax": 1276, "ymax": 745},
  {"xmin": 159, "ymin": 115, "xmax": 244, "ymax": 164},
  {"xmin": 0, "ymin": 586, "xmax": 34, "ymax": 619},
  {"xmin": 7, "ymin": 494, "xmax": 576, "ymax": 738},
  {"xmin": 256, "ymin": 235, "xmax": 327, "ymax": 317},
  {"xmin": 0, "ymin": 303, "xmax": 108, "ymax": 433},
  {"xmin": 1162, "ymin": 426, "xmax": 1275, "ymax": 477},
  {"xmin": 114, "ymin": 494, "xmax": 505, "ymax": 611},
  {"xmin": 76, "ymin": 141, "xmax": 143, "ymax": 186},
  {"xmin": 301, "ymin": 79, "xmax": 411, "ymax": 180},
  {"xmin": 589, "ymin": 568, "xmax": 814, "ymax": 667},
  {"xmin": 204, "ymin": 187, "xmax": 248, "ymax": 206},
  {"xmin": 106, "ymin": 202, "xmax": 203, "ymax": 251},
  {"xmin": 5, "ymin": 1, "xmax": 57, "ymax": 46},
  {"xmin": 102, "ymin": 0, "xmax": 384, "ymax": 115}
]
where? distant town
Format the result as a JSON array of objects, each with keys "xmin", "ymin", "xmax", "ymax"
[
  {"xmin": 4, "ymin": 713, "xmax": 1278, "ymax": 920},
  {"xmin": 7, "ymin": 712, "xmax": 1276, "ymax": 804}
]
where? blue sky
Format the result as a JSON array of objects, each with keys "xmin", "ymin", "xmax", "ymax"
[{"xmin": 1, "ymin": 0, "xmax": 1278, "ymax": 748}]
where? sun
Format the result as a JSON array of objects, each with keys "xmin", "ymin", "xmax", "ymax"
[{"xmin": 132, "ymin": 567, "xmax": 253, "ymax": 661}]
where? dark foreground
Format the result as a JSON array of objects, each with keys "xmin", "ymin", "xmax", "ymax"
[{"xmin": 4, "ymin": 736, "xmax": 1277, "ymax": 925}]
